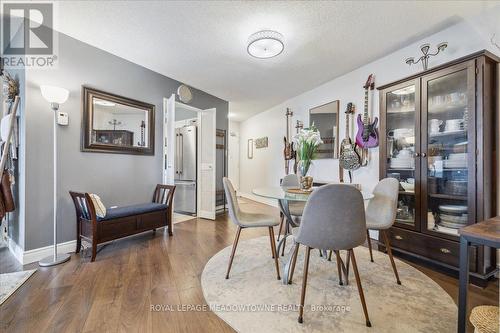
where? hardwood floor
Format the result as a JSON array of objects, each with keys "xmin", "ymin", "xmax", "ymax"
[{"xmin": 1, "ymin": 199, "xmax": 498, "ymax": 333}]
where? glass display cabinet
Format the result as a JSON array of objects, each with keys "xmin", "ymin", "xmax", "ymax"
[{"xmin": 378, "ymin": 51, "xmax": 498, "ymax": 285}]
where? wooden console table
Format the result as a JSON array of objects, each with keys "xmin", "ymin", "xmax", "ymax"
[{"xmin": 458, "ymin": 216, "xmax": 500, "ymax": 333}]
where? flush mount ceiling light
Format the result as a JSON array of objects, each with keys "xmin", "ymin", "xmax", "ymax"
[{"xmin": 247, "ymin": 30, "xmax": 284, "ymax": 59}]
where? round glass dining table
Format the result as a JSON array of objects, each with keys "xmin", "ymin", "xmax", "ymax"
[
  {"xmin": 252, "ymin": 186, "xmax": 374, "ymax": 284},
  {"xmin": 252, "ymin": 186, "xmax": 374, "ymax": 202}
]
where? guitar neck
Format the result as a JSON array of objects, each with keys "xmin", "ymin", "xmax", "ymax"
[
  {"xmin": 364, "ymin": 89, "xmax": 369, "ymax": 124},
  {"xmin": 345, "ymin": 113, "xmax": 350, "ymax": 139}
]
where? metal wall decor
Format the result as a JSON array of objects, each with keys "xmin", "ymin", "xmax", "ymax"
[
  {"xmin": 247, "ymin": 139, "xmax": 253, "ymax": 159},
  {"xmin": 255, "ymin": 137, "xmax": 268, "ymax": 149},
  {"xmin": 405, "ymin": 42, "xmax": 448, "ymax": 71}
]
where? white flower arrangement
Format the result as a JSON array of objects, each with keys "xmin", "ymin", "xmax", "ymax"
[{"xmin": 292, "ymin": 124, "xmax": 323, "ymax": 176}]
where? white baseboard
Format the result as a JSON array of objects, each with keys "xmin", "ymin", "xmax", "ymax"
[
  {"xmin": 238, "ymin": 191, "xmax": 278, "ymax": 208},
  {"xmin": 7, "ymin": 237, "xmax": 24, "ymax": 264},
  {"xmin": 8, "ymin": 238, "xmax": 76, "ymax": 265}
]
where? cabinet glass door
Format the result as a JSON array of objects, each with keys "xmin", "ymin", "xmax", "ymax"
[
  {"xmin": 382, "ymin": 80, "xmax": 420, "ymax": 230},
  {"xmin": 422, "ymin": 63, "xmax": 475, "ymax": 238}
]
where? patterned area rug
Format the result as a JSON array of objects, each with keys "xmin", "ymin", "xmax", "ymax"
[
  {"xmin": 0, "ymin": 269, "xmax": 36, "ymax": 305},
  {"xmin": 201, "ymin": 236, "xmax": 457, "ymax": 333}
]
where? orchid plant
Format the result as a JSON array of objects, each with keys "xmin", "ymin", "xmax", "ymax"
[{"xmin": 292, "ymin": 124, "xmax": 323, "ymax": 176}]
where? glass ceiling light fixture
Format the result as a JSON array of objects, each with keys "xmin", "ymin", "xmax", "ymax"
[
  {"xmin": 247, "ymin": 30, "xmax": 284, "ymax": 59},
  {"xmin": 405, "ymin": 42, "xmax": 448, "ymax": 71}
]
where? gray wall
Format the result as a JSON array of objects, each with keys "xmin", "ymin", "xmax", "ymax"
[{"xmin": 24, "ymin": 32, "xmax": 228, "ymax": 250}]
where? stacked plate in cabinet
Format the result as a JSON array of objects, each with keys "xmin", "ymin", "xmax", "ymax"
[
  {"xmin": 437, "ymin": 205, "xmax": 468, "ymax": 229},
  {"xmin": 443, "ymin": 153, "xmax": 467, "ymax": 169}
]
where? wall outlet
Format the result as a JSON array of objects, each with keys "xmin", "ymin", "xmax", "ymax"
[{"xmin": 57, "ymin": 112, "xmax": 69, "ymax": 125}]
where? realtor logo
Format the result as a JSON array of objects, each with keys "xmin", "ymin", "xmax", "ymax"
[{"xmin": 1, "ymin": 2, "xmax": 57, "ymax": 68}]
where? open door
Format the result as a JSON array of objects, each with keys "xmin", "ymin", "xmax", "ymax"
[
  {"xmin": 197, "ymin": 108, "xmax": 216, "ymax": 220},
  {"xmin": 163, "ymin": 95, "xmax": 176, "ymax": 185}
]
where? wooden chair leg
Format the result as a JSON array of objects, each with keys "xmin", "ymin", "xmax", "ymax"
[
  {"xmin": 76, "ymin": 236, "xmax": 82, "ymax": 254},
  {"xmin": 91, "ymin": 240, "xmax": 97, "ymax": 262},
  {"xmin": 328, "ymin": 250, "xmax": 333, "ymax": 261},
  {"xmin": 225, "ymin": 226, "xmax": 242, "ymax": 279},
  {"xmin": 366, "ymin": 229, "xmax": 374, "ymax": 262},
  {"xmin": 335, "ymin": 250, "xmax": 344, "ymax": 286},
  {"xmin": 277, "ymin": 214, "xmax": 284, "ymax": 241},
  {"xmin": 298, "ymin": 246, "xmax": 311, "ymax": 324},
  {"xmin": 269, "ymin": 227, "xmax": 281, "ymax": 280},
  {"xmin": 344, "ymin": 250, "xmax": 351, "ymax": 285},
  {"xmin": 269, "ymin": 226, "xmax": 276, "ymax": 259},
  {"xmin": 288, "ymin": 242, "xmax": 300, "ymax": 284},
  {"xmin": 382, "ymin": 230, "xmax": 401, "ymax": 285},
  {"xmin": 350, "ymin": 249, "xmax": 371, "ymax": 327}
]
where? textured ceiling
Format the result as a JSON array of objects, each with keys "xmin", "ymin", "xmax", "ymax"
[{"xmin": 55, "ymin": 1, "xmax": 494, "ymax": 121}]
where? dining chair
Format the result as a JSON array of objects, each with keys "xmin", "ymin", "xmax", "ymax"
[
  {"xmin": 293, "ymin": 184, "xmax": 371, "ymax": 327},
  {"xmin": 278, "ymin": 174, "xmax": 305, "ymax": 254},
  {"xmin": 223, "ymin": 177, "xmax": 280, "ymax": 280},
  {"xmin": 365, "ymin": 177, "xmax": 401, "ymax": 285}
]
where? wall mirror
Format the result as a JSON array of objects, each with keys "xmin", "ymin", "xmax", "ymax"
[
  {"xmin": 82, "ymin": 87, "xmax": 155, "ymax": 155},
  {"xmin": 309, "ymin": 100, "xmax": 339, "ymax": 159}
]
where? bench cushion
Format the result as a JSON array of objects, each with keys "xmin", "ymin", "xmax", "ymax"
[{"xmin": 98, "ymin": 203, "xmax": 168, "ymax": 221}]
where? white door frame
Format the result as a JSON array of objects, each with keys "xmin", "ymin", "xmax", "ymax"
[{"xmin": 162, "ymin": 98, "xmax": 217, "ymax": 219}]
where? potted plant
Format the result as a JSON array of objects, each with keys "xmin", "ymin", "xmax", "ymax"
[{"xmin": 293, "ymin": 124, "xmax": 323, "ymax": 190}]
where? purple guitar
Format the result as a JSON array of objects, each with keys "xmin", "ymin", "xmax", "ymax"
[{"xmin": 355, "ymin": 74, "xmax": 379, "ymax": 148}]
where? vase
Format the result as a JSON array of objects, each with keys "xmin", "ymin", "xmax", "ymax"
[{"xmin": 298, "ymin": 160, "xmax": 313, "ymax": 191}]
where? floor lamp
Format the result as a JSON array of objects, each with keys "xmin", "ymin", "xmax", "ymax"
[{"xmin": 39, "ymin": 85, "xmax": 71, "ymax": 267}]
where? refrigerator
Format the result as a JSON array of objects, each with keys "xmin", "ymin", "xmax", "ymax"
[{"xmin": 174, "ymin": 125, "xmax": 197, "ymax": 214}]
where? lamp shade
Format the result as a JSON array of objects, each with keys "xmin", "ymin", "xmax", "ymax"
[{"xmin": 40, "ymin": 85, "xmax": 69, "ymax": 104}]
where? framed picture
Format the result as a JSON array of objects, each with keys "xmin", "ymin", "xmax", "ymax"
[
  {"xmin": 255, "ymin": 136, "xmax": 268, "ymax": 149},
  {"xmin": 247, "ymin": 139, "xmax": 253, "ymax": 159}
]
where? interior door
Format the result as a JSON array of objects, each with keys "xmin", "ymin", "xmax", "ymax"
[
  {"xmin": 420, "ymin": 61, "xmax": 475, "ymax": 241},
  {"xmin": 163, "ymin": 95, "xmax": 176, "ymax": 185},
  {"xmin": 380, "ymin": 79, "xmax": 421, "ymax": 231},
  {"xmin": 197, "ymin": 108, "xmax": 216, "ymax": 220}
]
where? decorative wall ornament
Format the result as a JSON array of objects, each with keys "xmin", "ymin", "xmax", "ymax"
[
  {"xmin": 247, "ymin": 139, "xmax": 253, "ymax": 159},
  {"xmin": 405, "ymin": 42, "xmax": 448, "ymax": 71},
  {"xmin": 255, "ymin": 137, "xmax": 268, "ymax": 149}
]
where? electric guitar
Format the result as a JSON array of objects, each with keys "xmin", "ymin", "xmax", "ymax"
[
  {"xmin": 355, "ymin": 74, "xmax": 379, "ymax": 148},
  {"xmin": 283, "ymin": 108, "xmax": 295, "ymax": 174},
  {"xmin": 339, "ymin": 103, "xmax": 361, "ymax": 172}
]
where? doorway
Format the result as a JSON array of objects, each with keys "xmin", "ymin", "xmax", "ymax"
[{"xmin": 163, "ymin": 95, "xmax": 217, "ymax": 220}]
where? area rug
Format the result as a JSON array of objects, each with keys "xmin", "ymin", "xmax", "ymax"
[
  {"xmin": 201, "ymin": 236, "xmax": 457, "ymax": 333},
  {"xmin": 0, "ymin": 269, "xmax": 36, "ymax": 305}
]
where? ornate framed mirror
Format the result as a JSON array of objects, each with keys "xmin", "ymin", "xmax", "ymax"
[{"xmin": 82, "ymin": 86, "xmax": 155, "ymax": 155}]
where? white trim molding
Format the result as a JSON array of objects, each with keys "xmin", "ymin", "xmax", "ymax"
[{"xmin": 8, "ymin": 238, "xmax": 76, "ymax": 265}]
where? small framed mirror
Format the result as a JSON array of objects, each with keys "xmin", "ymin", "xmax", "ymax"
[
  {"xmin": 82, "ymin": 87, "xmax": 155, "ymax": 155},
  {"xmin": 309, "ymin": 100, "xmax": 340, "ymax": 159}
]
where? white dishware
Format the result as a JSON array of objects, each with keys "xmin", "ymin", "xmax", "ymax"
[
  {"xmin": 400, "ymin": 182, "xmax": 415, "ymax": 191},
  {"xmin": 406, "ymin": 178, "xmax": 415, "ymax": 184},
  {"xmin": 438, "ymin": 205, "xmax": 467, "ymax": 213}
]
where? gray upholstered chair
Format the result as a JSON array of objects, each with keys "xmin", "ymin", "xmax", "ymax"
[
  {"xmin": 292, "ymin": 184, "xmax": 371, "ymax": 327},
  {"xmin": 365, "ymin": 178, "xmax": 401, "ymax": 285},
  {"xmin": 277, "ymin": 174, "xmax": 305, "ymax": 248},
  {"xmin": 223, "ymin": 177, "xmax": 280, "ymax": 280}
]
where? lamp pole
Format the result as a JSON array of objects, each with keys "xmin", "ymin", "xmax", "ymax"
[{"xmin": 39, "ymin": 87, "xmax": 71, "ymax": 267}]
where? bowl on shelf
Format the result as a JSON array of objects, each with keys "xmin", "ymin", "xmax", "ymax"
[{"xmin": 400, "ymin": 181, "xmax": 415, "ymax": 192}]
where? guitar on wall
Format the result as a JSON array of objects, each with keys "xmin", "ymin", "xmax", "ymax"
[
  {"xmin": 355, "ymin": 74, "xmax": 379, "ymax": 149},
  {"xmin": 283, "ymin": 108, "xmax": 295, "ymax": 175},
  {"xmin": 339, "ymin": 103, "xmax": 361, "ymax": 182}
]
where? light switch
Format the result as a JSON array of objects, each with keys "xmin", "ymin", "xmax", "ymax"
[{"xmin": 57, "ymin": 112, "xmax": 69, "ymax": 125}]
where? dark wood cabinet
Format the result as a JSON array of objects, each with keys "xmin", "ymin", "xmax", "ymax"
[{"xmin": 378, "ymin": 50, "xmax": 498, "ymax": 285}]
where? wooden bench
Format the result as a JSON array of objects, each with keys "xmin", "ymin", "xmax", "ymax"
[{"xmin": 69, "ymin": 184, "xmax": 176, "ymax": 262}]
